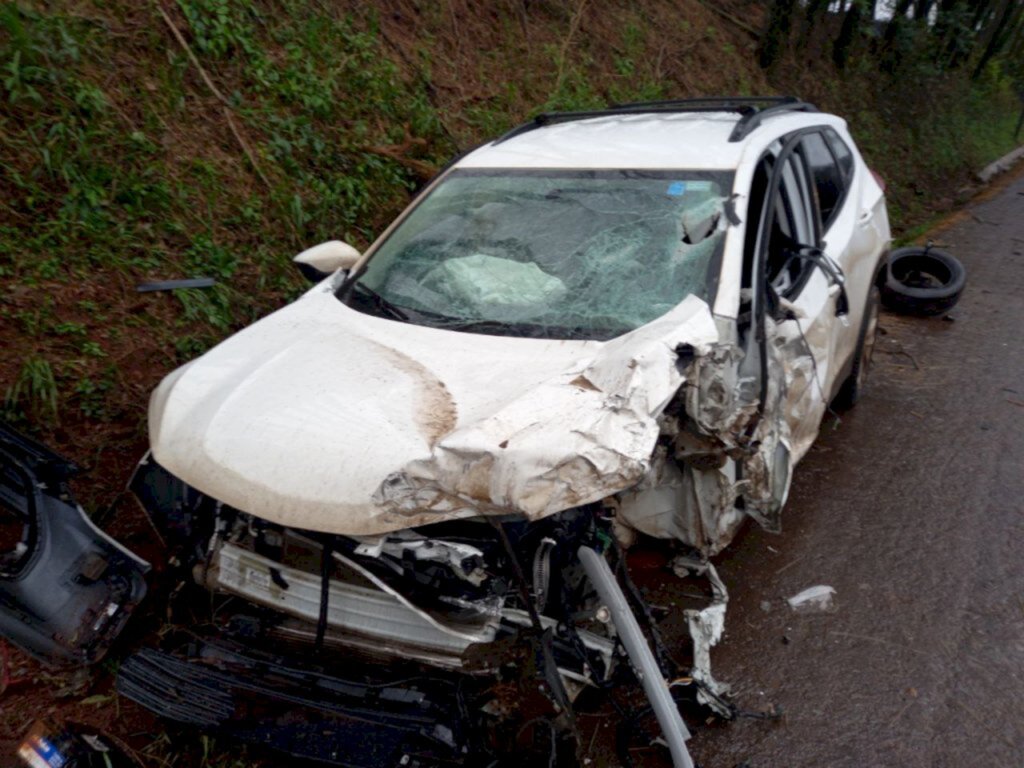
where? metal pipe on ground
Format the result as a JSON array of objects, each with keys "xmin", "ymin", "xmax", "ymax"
[{"xmin": 577, "ymin": 546, "xmax": 695, "ymax": 768}]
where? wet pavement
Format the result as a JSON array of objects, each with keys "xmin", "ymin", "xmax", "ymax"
[{"xmin": 686, "ymin": 171, "xmax": 1024, "ymax": 766}]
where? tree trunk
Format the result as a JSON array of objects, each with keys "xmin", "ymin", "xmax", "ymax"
[
  {"xmin": 759, "ymin": 0, "xmax": 799, "ymax": 68},
  {"xmin": 833, "ymin": 0, "xmax": 866, "ymax": 69},
  {"xmin": 971, "ymin": 0, "xmax": 1020, "ymax": 78},
  {"xmin": 885, "ymin": 0, "xmax": 915, "ymax": 43},
  {"xmin": 800, "ymin": 0, "xmax": 833, "ymax": 47},
  {"xmin": 937, "ymin": 0, "xmax": 982, "ymax": 69}
]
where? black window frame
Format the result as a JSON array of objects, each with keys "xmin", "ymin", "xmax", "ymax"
[
  {"xmin": 744, "ymin": 130, "xmax": 827, "ymax": 306},
  {"xmin": 823, "ymin": 126, "xmax": 856, "ymax": 184},
  {"xmin": 799, "ymin": 130, "xmax": 849, "ymax": 233}
]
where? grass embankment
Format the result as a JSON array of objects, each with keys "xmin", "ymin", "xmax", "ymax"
[{"xmin": 0, "ymin": 1, "xmax": 1020, "ymax": 764}]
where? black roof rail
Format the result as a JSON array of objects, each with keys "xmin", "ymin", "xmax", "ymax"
[{"xmin": 492, "ymin": 96, "xmax": 818, "ymax": 145}]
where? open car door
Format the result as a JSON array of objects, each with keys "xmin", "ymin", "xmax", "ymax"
[{"xmin": 737, "ymin": 131, "xmax": 849, "ymax": 531}]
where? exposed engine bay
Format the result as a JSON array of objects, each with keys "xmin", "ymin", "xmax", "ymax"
[{"xmin": 118, "ymin": 455, "xmax": 739, "ymax": 767}]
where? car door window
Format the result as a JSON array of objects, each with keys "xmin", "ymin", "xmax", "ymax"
[
  {"xmin": 743, "ymin": 148, "xmax": 819, "ymax": 301},
  {"xmin": 766, "ymin": 152, "xmax": 817, "ymax": 297},
  {"xmin": 802, "ymin": 132, "xmax": 846, "ymax": 229},
  {"xmin": 824, "ymin": 128, "xmax": 854, "ymax": 182}
]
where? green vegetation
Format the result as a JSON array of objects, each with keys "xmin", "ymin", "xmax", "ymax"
[
  {"xmin": 2, "ymin": 354, "xmax": 57, "ymax": 423},
  {"xmin": 0, "ymin": 0, "xmax": 451, "ymax": 442},
  {"xmin": 1, "ymin": 1, "xmax": 1021, "ymax": 764}
]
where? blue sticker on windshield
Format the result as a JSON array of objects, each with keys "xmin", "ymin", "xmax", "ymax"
[{"xmin": 666, "ymin": 181, "xmax": 686, "ymax": 196}]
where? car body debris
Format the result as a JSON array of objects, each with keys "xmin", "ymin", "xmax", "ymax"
[
  {"xmin": 135, "ymin": 277, "xmax": 216, "ymax": 292},
  {"xmin": 787, "ymin": 584, "xmax": 837, "ymax": 612},
  {"xmin": 1, "ymin": 98, "xmax": 891, "ymax": 767},
  {"xmin": 0, "ymin": 423, "xmax": 149, "ymax": 667}
]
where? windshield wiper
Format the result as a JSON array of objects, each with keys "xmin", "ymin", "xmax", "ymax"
[{"xmin": 350, "ymin": 283, "xmax": 410, "ymax": 322}]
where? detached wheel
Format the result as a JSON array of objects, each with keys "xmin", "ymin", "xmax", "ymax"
[
  {"xmin": 834, "ymin": 284, "xmax": 880, "ymax": 410},
  {"xmin": 880, "ymin": 245, "xmax": 966, "ymax": 316}
]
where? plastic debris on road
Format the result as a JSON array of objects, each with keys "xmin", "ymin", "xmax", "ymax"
[{"xmin": 786, "ymin": 585, "xmax": 836, "ymax": 612}]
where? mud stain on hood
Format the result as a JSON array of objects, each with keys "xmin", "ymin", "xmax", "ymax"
[{"xmin": 377, "ymin": 344, "xmax": 458, "ymax": 447}]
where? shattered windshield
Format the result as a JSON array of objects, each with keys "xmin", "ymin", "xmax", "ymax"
[{"xmin": 345, "ymin": 169, "xmax": 732, "ymax": 340}]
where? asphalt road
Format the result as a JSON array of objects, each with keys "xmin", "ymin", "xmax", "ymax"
[{"xmin": 685, "ymin": 170, "xmax": 1024, "ymax": 766}]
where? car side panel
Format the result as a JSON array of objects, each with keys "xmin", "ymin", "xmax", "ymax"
[{"xmin": 826, "ymin": 128, "xmax": 891, "ymax": 395}]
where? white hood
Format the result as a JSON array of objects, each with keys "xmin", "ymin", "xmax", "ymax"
[{"xmin": 149, "ymin": 285, "xmax": 718, "ymax": 534}]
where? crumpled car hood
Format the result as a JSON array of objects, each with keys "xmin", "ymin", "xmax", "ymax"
[{"xmin": 149, "ymin": 286, "xmax": 718, "ymax": 534}]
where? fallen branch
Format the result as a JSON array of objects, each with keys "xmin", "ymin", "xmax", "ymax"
[
  {"xmin": 363, "ymin": 145, "xmax": 436, "ymax": 179},
  {"xmin": 223, "ymin": 106, "xmax": 273, "ymax": 191},
  {"xmin": 361, "ymin": 126, "xmax": 437, "ymax": 179},
  {"xmin": 696, "ymin": 0, "xmax": 762, "ymax": 38},
  {"xmin": 155, "ymin": 4, "xmax": 228, "ymax": 105},
  {"xmin": 156, "ymin": 6, "xmax": 272, "ymax": 188}
]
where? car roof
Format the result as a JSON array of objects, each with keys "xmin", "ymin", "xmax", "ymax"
[{"xmin": 456, "ymin": 110, "xmax": 846, "ymax": 172}]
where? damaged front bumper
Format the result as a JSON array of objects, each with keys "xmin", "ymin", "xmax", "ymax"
[
  {"xmin": 202, "ymin": 540, "xmax": 616, "ymax": 676},
  {"xmin": 0, "ymin": 423, "xmax": 149, "ymax": 666},
  {"xmin": 119, "ymin": 455, "xmax": 734, "ymax": 767},
  {"xmin": 118, "ymin": 637, "xmax": 470, "ymax": 767}
]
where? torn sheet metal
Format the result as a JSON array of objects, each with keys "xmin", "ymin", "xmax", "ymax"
[
  {"xmin": 616, "ymin": 444, "xmax": 744, "ymax": 553},
  {"xmin": 376, "ymin": 295, "xmax": 719, "ymax": 522},
  {"xmin": 148, "ymin": 291, "xmax": 718, "ymax": 536},
  {"xmin": 631, "ymin": 304, "xmax": 828, "ymax": 553},
  {"xmin": 0, "ymin": 423, "xmax": 149, "ymax": 666},
  {"xmin": 673, "ymin": 555, "xmax": 731, "ymax": 717}
]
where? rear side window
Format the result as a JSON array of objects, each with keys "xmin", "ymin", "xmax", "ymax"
[
  {"xmin": 824, "ymin": 128, "xmax": 854, "ymax": 181},
  {"xmin": 801, "ymin": 132, "xmax": 846, "ymax": 229}
]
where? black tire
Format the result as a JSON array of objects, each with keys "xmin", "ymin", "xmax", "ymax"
[
  {"xmin": 834, "ymin": 284, "xmax": 880, "ymax": 410},
  {"xmin": 880, "ymin": 246, "xmax": 966, "ymax": 316}
]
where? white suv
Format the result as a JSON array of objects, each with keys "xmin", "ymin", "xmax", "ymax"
[
  {"xmin": 149, "ymin": 96, "xmax": 889, "ymax": 554},
  {"xmin": 130, "ymin": 97, "xmax": 890, "ymax": 767}
]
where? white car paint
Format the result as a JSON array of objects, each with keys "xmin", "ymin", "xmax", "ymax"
[{"xmin": 149, "ymin": 105, "xmax": 890, "ymax": 554}]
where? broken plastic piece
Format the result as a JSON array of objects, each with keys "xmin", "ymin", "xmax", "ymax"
[
  {"xmin": 117, "ymin": 638, "xmax": 470, "ymax": 767},
  {"xmin": 787, "ymin": 584, "xmax": 836, "ymax": 612},
  {"xmin": 0, "ymin": 423, "xmax": 149, "ymax": 666},
  {"xmin": 673, "ymin": 554, "xmax": 732, "ymax": 716},
  {"xmin": 136, "ymin": 277, "xmax": 216, "ymax": 292}
]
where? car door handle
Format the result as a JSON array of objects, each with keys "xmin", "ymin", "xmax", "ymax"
[{"xmin": 857, "ymin": 209, "xmax": 872, "ymax": 225}]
